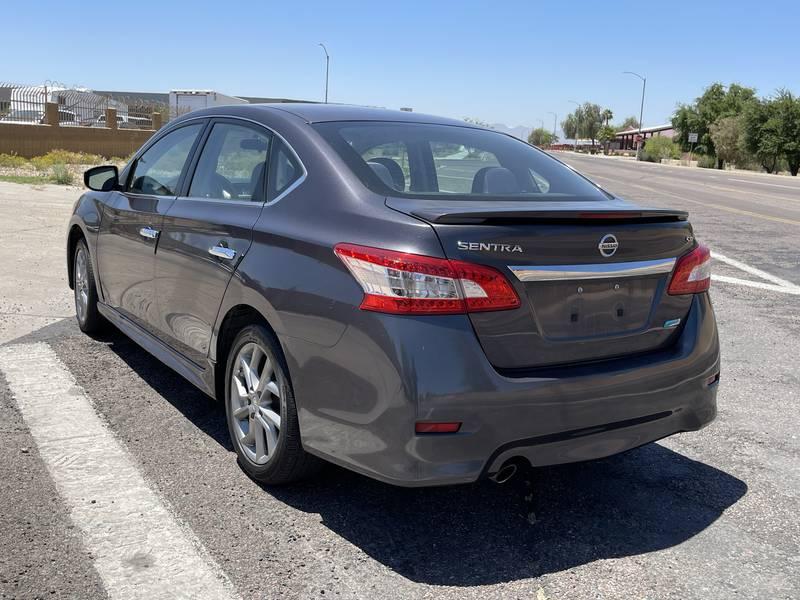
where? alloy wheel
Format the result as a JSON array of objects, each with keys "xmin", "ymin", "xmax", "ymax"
[
  {"xmin": 74, "ymin": 247, "xmax": 89, "ymax": 323},
  {"xmin": 230, "ymin": 342, "xmax": 283, "ymax": 465}
]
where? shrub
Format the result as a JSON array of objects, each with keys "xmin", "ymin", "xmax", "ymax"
[
  {"xmin": 31, "ymin": 149, "xmax": 105, "ymax": 170},
  {"xmin": 0, "ymin": 153, "xmax": 29, "ymax": 168},
  {"xmin": 697, "ymin": 154, "xmax": 717, "ymax": 169},
  {"xmin": 733, "ymin": 153, "xmax": 765, "ymax": 172},
  {"xmin": 644, "ymin": 136, "xmax": 680, "ymax": 162},
  {"xmin": 109, "ymin": 153, "xmax": 135, "ymax": 165},
  {"xmin": 50, "ymin": 164, "xmax": 75, "ymax": 185}
]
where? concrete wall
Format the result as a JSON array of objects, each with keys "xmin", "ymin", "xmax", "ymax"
[{"xmin": 0, "ymin": 123, "xmax": 155, "ymax": 159}]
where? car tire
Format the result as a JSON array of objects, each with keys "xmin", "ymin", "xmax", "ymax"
[
  {"xmin": 224, "ymin": 324, "xmax": 322, "ymax": 485},
  {"xmin": 73, "ymin": 238, "xmax": 104, "ymax": 334}
]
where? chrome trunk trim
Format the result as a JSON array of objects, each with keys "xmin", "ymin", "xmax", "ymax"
[{"xmin": 509, "ymin": 258, "xmax": 676, "ymax": 282}]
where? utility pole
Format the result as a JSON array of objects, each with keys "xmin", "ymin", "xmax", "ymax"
[
  {"xmin": 623, "ymin": 71, "xmax": 646, "ymax": 160},
  {"xmin": 318, "ymin": 43, "xmax": 330, "ymax": 103},
  {"xmin": 569, "ymin": 100, "xmax": 580, "ymax": 152}
]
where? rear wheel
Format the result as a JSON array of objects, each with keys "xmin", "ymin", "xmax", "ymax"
[
  {"xmin": 73, "ymin": 239, "xmax": 103, "ymax": 333},
  {"xmin": 224, "ymin": 324, "xmax": 321, "ymax": 484}
]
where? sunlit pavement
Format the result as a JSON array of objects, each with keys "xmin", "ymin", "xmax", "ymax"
[{"xmin": 1, "ymin": 172, "xmax": 798, "ymax": 599}]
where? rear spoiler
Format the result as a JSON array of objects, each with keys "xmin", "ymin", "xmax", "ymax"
[{"xmin": 386, "ymin": 197, "xmax": 689, "ymax": 225}]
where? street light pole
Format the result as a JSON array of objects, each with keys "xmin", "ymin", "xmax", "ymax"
[
  {"xmin": 623, "ymin": 71, "xmax": 646, "ymax": 159},
  {"xmin": 318, "ymin": 43, "xmax": 330, "ymax": 103},
  {"xmin": 569, "ymin": 100, "xmax": 580, "ymax": 152}
]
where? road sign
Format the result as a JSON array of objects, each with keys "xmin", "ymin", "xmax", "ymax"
[{"xmin": 688, "ymin": 132, "xmax": 699, "ymax": 143}]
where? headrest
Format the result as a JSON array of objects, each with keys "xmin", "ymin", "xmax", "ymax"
[
  {"xmin": 367, "ymin": 161, "xmax": 396, "ymax": 190},
  {"xmin": 367, "ymin": 157, "xmax": 405, "ymax": 191},
  {"xmin": 471, "ymin": 166, "xmax": 519, "ymax": 194}
]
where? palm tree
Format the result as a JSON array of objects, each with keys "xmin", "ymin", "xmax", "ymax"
[{"xmin": 601, "ymin": 109, "xmax": 614, "ymax": 127}]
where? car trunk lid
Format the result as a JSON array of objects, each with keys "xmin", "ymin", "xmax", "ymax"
[{"xmin": 387, "ymin": 197, "xmax": 696, "ymax": 370}]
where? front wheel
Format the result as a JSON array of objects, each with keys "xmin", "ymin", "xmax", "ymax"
[
  {"xmin": 73, "ymin": 239, "xmax": 103, "ymax": 333},
  {"xmin": 224, "ymin": 325, "xmax": 321, "ymax": 485}
]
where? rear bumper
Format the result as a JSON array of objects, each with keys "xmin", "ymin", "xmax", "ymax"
[
  {"xmin": 481, "ymin": 382, "xmax": 716, "ymax": 476},
  {"xmin": 289, "ymin": 293, "xmax": 720, "ymax": 487}
]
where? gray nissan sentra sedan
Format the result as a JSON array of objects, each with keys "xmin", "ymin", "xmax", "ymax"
[{"xmin": 68, "ymin": 104, "xmax": 720, "ymax": 486}]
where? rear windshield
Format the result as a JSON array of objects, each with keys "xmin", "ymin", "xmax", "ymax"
[{"xmin": 313, "ymin": 121, "xmax": 610, "ymax": 201}]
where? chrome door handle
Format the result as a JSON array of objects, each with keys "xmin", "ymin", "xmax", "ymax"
[
  {"xmin": 139, "ymin": 226, "xmax": 159, "ymax": 240},
  {"xmin": 209, "ymin": 245, "xmax": 236, "ymax": 260}
]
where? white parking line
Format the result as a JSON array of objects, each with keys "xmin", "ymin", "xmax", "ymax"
[
  {"xmin": 0, "ymin": 342, "xmax": 239, "ymax": 600},
  {"xmin": 713, "ymin": 274, "xmax": 800, "ymax": 295},
  {"xmin": 712, "ymin": 252, "xmax": 800, "ymax": 289},
  {"xmin": 729, "ymin": 178, "xmax": 800, "ymax": 191}
]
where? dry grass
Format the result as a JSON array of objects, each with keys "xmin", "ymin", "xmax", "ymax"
[
  {"xmin": 0, "ymin": 153, "xmax": 29, "ymax": 168},
  {"xmin": 0, "ymin": 150, "xmax": 130, "ymax": 186}
]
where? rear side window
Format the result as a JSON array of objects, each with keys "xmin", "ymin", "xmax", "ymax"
[
  {"xmin": 129, "ymin": 124, "xmax": 203, "ymax": 196},
  {"xmin": 188, "ymin": 122, "xmax": 271, "ymax": 202},
  {"xmin": 313, "ymin": 121, "xmax": 610, "ymax": 201},
  {"xmin": 267, "ymin": 139, "xmax": 302, "ymax": 201}
]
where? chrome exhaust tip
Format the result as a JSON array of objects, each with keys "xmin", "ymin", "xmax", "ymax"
[{"xmin": 489, "ymin": 462, "xmax": 518, "ymax": 484}]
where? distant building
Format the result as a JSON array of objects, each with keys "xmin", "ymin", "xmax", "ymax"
[{"xmin": 615, "ymin": 123, "xmax": 674, "ymax": 150}]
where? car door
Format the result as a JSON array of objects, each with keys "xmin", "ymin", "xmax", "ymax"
[
  {"xmin": 152, "ymin": 119, "xmax": 273, "ymax": 365},
  {"xmin": 96, "ymin": 121, "xmax": 205, "ymax": 335}
]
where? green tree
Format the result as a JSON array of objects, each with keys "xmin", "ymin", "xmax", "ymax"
[
  {"xmin": 616, "ymin": 116, "xmax": 640, "ymax": 131},
  {"xmin": 528, "ymin": 127, "xmax": 557, "ymax": 148},
  {"xmin": 773, "ymin": 90, "xmax": 800, "ymax": 176},
  {"xmin": 597, "ymin": 125, "xmax": 616, "ymax": 154},
  {"xmin": 742, "ymin": 98, "xmax": 781, "ymax": 173},
  {"xmin": 601, "ymin": 109, "xmax": 614, "ymax": 126},
  {"xmin": 562, "ymin": 103, "xmax": 603, "ymax": 147},
  {"xmin": 672, "ymin": 82, "xmax": 757, "ymax": 167},
  {"xmin": 581, "ymin": 102, "xmax": 603, "ymax": 147},
  {"xmin": 561, "ymin": 113, "xmax": 579, "ymax": 141},
  {"xmin": 709, "ymin": 116, "xmax": 743, "ymax": 168}
]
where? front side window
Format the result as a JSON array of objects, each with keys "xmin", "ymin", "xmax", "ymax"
[
  {"xmin": 314, "ymin": 121, "xmax": 609, "ymax": 201},
  {"xmin": 189, "ymin": 123, "xmax": 271, "ymax": 201},
  {"xmin": 129, "ymin": 123, "xmax": 203, "ymax": 196}
]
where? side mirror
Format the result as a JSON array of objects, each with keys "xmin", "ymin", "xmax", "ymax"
[{"xmin": 84, "ymin": 165, "xmax": 119, "ymax": 192}]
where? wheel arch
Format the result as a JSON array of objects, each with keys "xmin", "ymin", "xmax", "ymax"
[
  {"xmin": 66, "ymin": 224, "xmax": 86, "ymax": 289},
  {"xmin": 213, "ymin": 303, "xmax": 284, "ymax": 402}
]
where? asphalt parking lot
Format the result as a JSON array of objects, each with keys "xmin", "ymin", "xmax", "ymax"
[{"xmin": 1, "ymin": 156, "xmax": 798, "ymax": 599}]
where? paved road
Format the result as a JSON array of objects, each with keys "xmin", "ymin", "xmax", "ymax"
[
  {"xmin": 557, "ymin": 153, "xmax": 800, "ymax": 283},
  {"xmin": 0, "ymin": 161, "xmax": 798, "ymax": 600}
]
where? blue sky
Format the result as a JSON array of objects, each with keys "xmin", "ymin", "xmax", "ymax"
[{"xmin": 2, "ymin": 1, "xmax": 797, "ymax": 131}]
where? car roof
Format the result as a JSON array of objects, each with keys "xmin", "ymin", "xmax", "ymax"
[{"xmin": 207, "ymin": 103, "xmax": 482, "ymax": 128}]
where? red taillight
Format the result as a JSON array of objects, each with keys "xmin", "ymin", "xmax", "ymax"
[
  {"xmin": 668, "ymin": 243, "xmax": 711, "ymax": 295},
  {"xmin": 415, "ymin": 421, "xmax": 461, "ymax": 434},
  {"xmin": 334, "ymin": 243, "xmax": 520, "ymax": 315}
]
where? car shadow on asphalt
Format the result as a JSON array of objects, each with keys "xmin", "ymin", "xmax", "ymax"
[{"xmin": 99, "ymin": 325, "xmax": 747, "ymax": 587}]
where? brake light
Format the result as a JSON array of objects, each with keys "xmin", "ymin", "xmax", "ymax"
[
  {"xmin": 668, "ymin": 244, "xmax": 711, "ymax": 295},
  {"xmin": 334, "ymin": 243, "xmax": 520, "ymax": 315}
]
